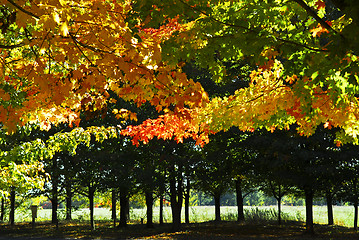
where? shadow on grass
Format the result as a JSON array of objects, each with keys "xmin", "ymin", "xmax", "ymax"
[{"xmin": 0, "ymin": 220, "xmax": 358, "ymax": 239}]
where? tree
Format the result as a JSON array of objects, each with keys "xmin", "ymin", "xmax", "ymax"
[
  {"xmin": 126, "ymin": 0, "xmax": 359, "ymax": 145},
  {"xmin": 1, "ymin": 1, "xmax": 359, "ymax": 147},
  {"xmin": 103, "ymin": 139, "xmax": 137, "ymax": 228},
  {"xmin": 0, "ymin": 126, "xmax": 49, "ymax": 225},
  {"xmin": 0, "ymin": 0, "xmax": 206, "ymax": 135},
  {"xmin": 2, "ymin": 1, "xmax": 359, "ymax": 234},
  {"xmin": 0, "ymin": 196, "xmax": 5, "ymax": 222},
  {"xmin": 134, "ymin": 142, "xmax": 160, "ymax": 228},
  {"xmin": 70, "ymin": 142, "xmax": 104, "ymax": 230},
  {"xmin": 165, "ymin": 142, "xmax": 185, "ymax": 230},
  {"xmin": 336, "ymin": 144, "xmax": 359, "ymax": 230},
  {"xmin": 247, "ymin": 127, "xmax": 342, "ymax": 233},
  {"xmin": 246, "ymin": 130, "xmax": 295, "ymax": 225},
  {"xmin": 193, "ymin": 132, "xmax": 233, "ymax": 222},
  {"xmin": 225, "ymin": 128, "xmax": 256, "ymax": 223}
]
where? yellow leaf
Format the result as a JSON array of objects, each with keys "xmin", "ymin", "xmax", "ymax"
[
  {"xmin": 39, "ymin": 15, "xmax": 57, "ymax": 30},
  {"xmin": 152, "ymin": 44, "xmax": 162, "ymax": 63},
  {"xmin": 59, "ymin": 0, "xmax": 67, "ymax": 6},
  {"xmin": 15, "ymin": 11, "xmax": 29, "ymax": 29},
  {"xmin": 53, "ymin": 12, "xmax": 61, "ymax": 24},
  {"xmin": 60, "ymin": 22, "xmax": 69, "ymax": 36}
]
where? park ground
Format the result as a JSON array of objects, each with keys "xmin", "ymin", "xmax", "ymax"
[
  {"xmin": 1, "ymin": 206, "xmax": 359, "ymax": 239},
  {"xmin": 1, "ymin": 220, "xmax": 359, "ymax": 239}
]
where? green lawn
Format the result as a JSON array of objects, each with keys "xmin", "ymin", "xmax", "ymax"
[{"xmin": 13, "ymin": 205, "xmax": 355, "ymax": 228}]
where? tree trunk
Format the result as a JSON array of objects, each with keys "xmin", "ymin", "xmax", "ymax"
[
  {"xmin": 51, "ymin": 157, "xmax": 58, "ymax": 225},
  {"xmin": 276, "ymin": 196, "xmax": 282, "ymax": 225},
  {"xmin": 0, "ymin": 197, "xmax": 5, "ymax": 222},
  {"xmin": 353, "ymin": 179, "xmax": 358, "ymax": 231},
  {"xmin": 185, "ymin": 178, "xmax": 190, "ymax": 224},
  {"xmin": 145, "ymin": 190, "xmax": 154, "ymax": 228},
  {"xmin": 89, "ymin": 185, "xmax": 95, "ymax": 230},
  {"xmin": 214, "ymin": 193, "xmax": 221, "ymax": 222},
  {"xmin": 171, "ymin": 201, "xmax": 182, "ymax": 230},
  {"xmin": 304, "ymin": 187, "xmax": 314, "ymax": 235},
  {"xmin": 170, "ymin": 172, "xmax": 183, "ymax": 231},
  {"xmin": 65, "ymin": 181, "xmax": 72, "ymax": 220},
  {"xmin": 118, "ymin": 187, "xmax": 128, "ymax": 227},
  {"xmin": 159, "ymin": 193, "xmax": 164, "ymax": 225},
  {"xmin": 276, "ymin": 184, "xmax": 282, "ymax": 225},
  {"xmin": 112, "ymin": 188, "xmax": 117, "ymax": 227},
  {"xmin": 326, "ymin": 190, "xmax": 334, "ymax": 225},
  {"xmin": 51, "ymin": 187, "xmax": 58, "ymax": 225},
  {"xmin": 126, "ymin": 198, "xmax": 130, "ymax": 221},
  {"xmin": 354, "ymin": 197, "xmax": 358, "ymax": 231},
  {"xmin": 9, "ymin": 188, "xmax": 15, "ymax": 226},
  {"xmin": 235, "ymin": 178, "xmax": 245, "ymax": 222}
]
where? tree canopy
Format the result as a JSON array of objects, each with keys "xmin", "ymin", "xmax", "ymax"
[{"xmin": 1, "ymin": 0, "xmax": 359, "ymax": 145}]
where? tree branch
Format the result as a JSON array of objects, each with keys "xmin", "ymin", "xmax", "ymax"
[
  {"xmin": 179, "ymin": 0, "xmax": 256, "ymax": 33},
  {"xmin": 24, "ymin": 28, "xmax": 38, "ymax": 59},
  {"xmin": 69, "ymin": 32, "xmax": 95, "ymax": 66},
  {"xmin": 210, "ymin": 34, "xmax": 328, "ymax": 52},
  {"xmin": 6, "ymin": 0, "xmax": 39, "ymax": 19},
  {"xmin": 277, "ymin": 37, "xmax": 329, "ymax": 52},
  {"xmin": 180, "ymin": 0, "xmax": 328, "ymax": 53},
  {"xmin": 0, "ymin": 42, "xmax": 26, "ymax": 49},
  {"xmin": 293, "ymin": 0, "xmax": 338, "ymax": 35}
]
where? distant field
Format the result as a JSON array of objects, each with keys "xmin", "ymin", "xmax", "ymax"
[{"xmin": 13, "ymin": 205, "xmax": 355, "ymax": 228}]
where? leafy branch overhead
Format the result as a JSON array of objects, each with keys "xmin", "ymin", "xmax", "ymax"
[
  {"xmin": 0, "ymin": 0, "xmax": 207, "ymax": 133},
  {"xmin": 1, "ymin": 0, "xmax": 359, "ymax": 145},
  {"xmin": 0, "ymin": 125, "xmax": 119, "ymax": 195},
  {"xmin": 128, "ymin": 0, "xmax": 359, "ymax": 145}
]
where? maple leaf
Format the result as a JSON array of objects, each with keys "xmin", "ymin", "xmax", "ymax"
[
  {"xmin": 315, "ymin": 0, "xmax": 326, "ymax": 10},
  {"xmin": 2, "ymin": 0, "xmax": 359, "ymax": 149},
  {"xmin": 324, "ymin": 121, "xmax": 332, "ymax": 129},
  {"xmin": 60, "ymin": 22, "xmax": 69, "ymax": 37},
  {"xmin": 310, "ymin": 24, "xmax": 329, "ymax": 37}
]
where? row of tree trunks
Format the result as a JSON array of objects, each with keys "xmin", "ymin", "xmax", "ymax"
[
  {"xmin": 1, "ymin": 171, "xmax": 343, "ymax": 235},
  {"xmin": 0, "ymin": 185, "xmax": 343, "ymax": 234}
]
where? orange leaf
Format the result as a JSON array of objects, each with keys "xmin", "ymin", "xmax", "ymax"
[
  {"xmin": 315, "ymin": 0, "xmax": 326, "ymax": 10},
  {"xmin": 310, "ymin": 24, "xmax": 329, "ymax": 37}
]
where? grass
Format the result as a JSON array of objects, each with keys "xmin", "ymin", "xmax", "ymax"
[
  {"xmin": 10, "ymin": 205, "xmax": 355, "ymax": 228},
  {"xmin": 0, "ymin": 218, "xmax": 358, "ymax": 239},
  {"xmin": 1, "ymin": 205, "xmax": 358, "ymax": 239}
]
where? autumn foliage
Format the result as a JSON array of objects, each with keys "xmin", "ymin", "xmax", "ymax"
[
  {"xmin": 1, "ymin": 0, "xmax": 359, "ymax": 145},
  {"xmin": 0, "ymin": 0, "xmax": 207, "ymax": 134}
]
